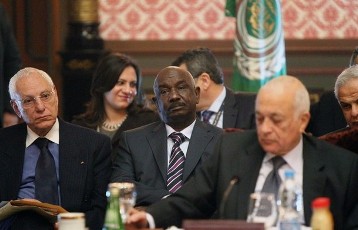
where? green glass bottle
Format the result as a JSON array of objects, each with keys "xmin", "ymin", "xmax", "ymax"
[{"xmin": 103, "ymin": 183, "xmax": 125, "ymax": 230}]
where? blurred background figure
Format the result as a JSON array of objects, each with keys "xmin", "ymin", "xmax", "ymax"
[
  {"xmin": 72, "ymin": 53, "xmax": 159, "ymax": 148},
  {"xmin": 2, "ymin": 106, "xmax": 22, "ymax": 128},
  {"xmin": 334, "ymin": 64, "xmax": 358, "ymax": 128},
  {"xmin": 172, "ymin": 47, "xmax": 256, "ymax": 130},
  {"xmin": 0, "ymin": 3, "xmax": 22, "ymax": 128},
  {"xmin": 306, "ymin": 46, "xmax": 358, "ymax": 136}
]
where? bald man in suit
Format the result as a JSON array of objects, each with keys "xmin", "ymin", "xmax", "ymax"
[{"xmin": 111, "ymin": 66, "xmax": 223, "ymax": 207}]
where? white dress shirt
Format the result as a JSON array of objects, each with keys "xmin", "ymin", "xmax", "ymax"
[{"xmin": 201, "ymin": 87, "xmax": 226, "ymax": 128}]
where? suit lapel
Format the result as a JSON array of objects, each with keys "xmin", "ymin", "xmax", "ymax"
[
  {"xmin": 147, "ymin": 123, "xmax": 168, "ymax": 182},
  {"xmin": 302, "ymin": 136, "xmax": 327, "ymax": 224},
  {"xmin": 183, "ymin": 121, "xmax": 214, "ymax": 181},
  {"xmin": 223, "ymin": 89, "xmax": 239, "ymax": 128},
  {"xmin": 58, "ymin": 120, "xmax": 88, "ymax": 206},
  {"xmin": 233, "ymin": 140, "xmax": 265, "ymax": 219}
]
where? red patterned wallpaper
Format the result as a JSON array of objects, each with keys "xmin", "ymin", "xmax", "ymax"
[{"xmin": 99, "ymin": 0, "xmax": 358, "ymax": 40}]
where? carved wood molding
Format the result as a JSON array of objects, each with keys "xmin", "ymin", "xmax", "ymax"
[
  {"xmin": 105, "ymin": 39, "xmax": 357, "ymax": 55},
  {"xmin": 104, "ymin": 39, "xmax": 357, "ymax": 77}
]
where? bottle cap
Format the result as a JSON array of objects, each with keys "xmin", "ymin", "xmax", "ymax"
[
  {"xmin": 312, "ymin": 197, "xmax": 330, "ymax": 208},
  {"xmin": 284, "ymin": 169, "xmax": 294, "ymax": 179}
]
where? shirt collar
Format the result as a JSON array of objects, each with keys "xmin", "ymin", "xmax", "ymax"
[
  {"xmin": 165, "ymin": 119, "xmax": 196, "ymax": 140},
  {"xmin": 26, "ymin": 118, "xmax": 60, "ymax": 147},
  {"xmin": 263, "ymin": 136, "xmax": 303, "ymax": 175},
  {"xmin": 207, "ymin": 87, "xmax": 226, "ymax": 113}
]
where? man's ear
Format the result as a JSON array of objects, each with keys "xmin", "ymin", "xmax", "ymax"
[
  {"xmin": 10, "ymin": 100, "xmax": 22, "ymax": 118},
  {"xmin": 195, "ymin": 87, "xmax": 200, "ymax": 104},
  {"xmin": 197, "ymin": 73, "xmax": 211, "ymax": 91}
]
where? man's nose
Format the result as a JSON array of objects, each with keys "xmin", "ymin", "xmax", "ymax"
[
  {"xmin": 34, "ymin": 97, "xmax": 46, "ymax": 110},
  {"xmin": 351, "ymin": 104, "xmax": 358, "ymax": 117},
  {"xmin": 168, "ymin": 89, "xmax": 180, "ymax": 101}
]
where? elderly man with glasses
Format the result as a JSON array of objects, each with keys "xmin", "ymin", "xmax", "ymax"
[{"xmin": 0, "ymin": 67, "xmax": 112, "ymax": 230}]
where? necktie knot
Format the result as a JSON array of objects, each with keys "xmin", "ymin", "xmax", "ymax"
[
  {"xmin": 202, "ymin": 110, "xmax": 215, "ymax": 124},
  {"xmin": 169, "ymin": 132, "xmax": 186, "ymax": 146},
  {"xmin": 261, "ymin": 156, "xmax": 286, "ymax": 200},
  {"xmin": 271, "ymin": 156, "xmax": 286, "ymax": 171},
  {"xmin": 34, "ymin": 137, "xmax": 49, "ymax": 149}
]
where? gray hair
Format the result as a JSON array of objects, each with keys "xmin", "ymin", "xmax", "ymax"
[
  {"xmin": 334, "ymin": 65, "xmax": 358, "ymax": 99},
  {"xmin": 8, "ymin": 67, "xmax": 54, "ymax": 100}
]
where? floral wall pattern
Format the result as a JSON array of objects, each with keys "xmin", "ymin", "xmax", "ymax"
[{"xmin": 99, "ymin": 0, "xmax": 358, "ymax": 40}]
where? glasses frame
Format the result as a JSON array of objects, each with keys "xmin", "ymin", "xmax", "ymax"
[{"xmin": 13, "ymin": 89, "xmax": 55, "ymax": 109}]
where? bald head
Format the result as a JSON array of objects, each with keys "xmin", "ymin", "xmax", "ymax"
[
  {"xmin": 153, "ymin": 66, "xmax": 195, "ymax": 92},
  {"xmin": 258, "ymin": 76, "xmax": 310, "ymax": 117}
]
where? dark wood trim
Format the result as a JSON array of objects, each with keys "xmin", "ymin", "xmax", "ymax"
[{"xmin": 105, "ymin": 39, "xmax": 357, "ymax": 55}]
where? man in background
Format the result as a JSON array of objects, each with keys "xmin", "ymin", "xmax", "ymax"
[
  {"xmin": 318, "ymin": 65, "xmax": 358, "ymax": 154},
  {"xmin": 126, "ymin": 76, "xmax": 358, "ymax": 229},
  {"xmin": 172, "ymin": 47, "xmax": 256, "ymax": 130},
  {"xmin": 0, "ymin": 67, "xmax": 111, "ymax": 230},
  {"xmin": 306, "ymin": 47, "xmax": 358, "ymax": 136},
  {"xmin": 334, "ymin": 64, "xmax": 358, "ymax": 129},
  {"xmin": 0, "ymin": 3, "xmax": 22, "ymax": 127},
  {"xmin": 111, "ymin": 66, "xmax": 223, "ymax": 207}
]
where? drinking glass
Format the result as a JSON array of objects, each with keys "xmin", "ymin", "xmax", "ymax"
[
  {"xmin": 117, "ymin": 182, "xmax": 137, "ymax": 223},
  {"xmin": 247, "ymin": 192, "xmax": 277, "ymax": 228}
]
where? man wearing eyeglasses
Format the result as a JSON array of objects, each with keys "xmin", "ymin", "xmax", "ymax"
[{"xmin": 0, "ymin": 67, "xmax": 112, "ymax": 230}]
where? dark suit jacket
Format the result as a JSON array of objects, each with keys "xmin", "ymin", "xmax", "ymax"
[
  {"xmin": 147, "ymin": 130, "xmax": 358, "ymax": 230},
  {"xmin": 307, "ymin": 91, "xmax": 347, "ymax": 136},
  {"xmin": 202, "ymin": 87, "xmax": 256, "ymax": 129},
  {"xmin": 111, "ymin": 120, "xmax": 223, "ymax": 206},
  {"xmin": 0, "ymin": 119, "xmax": 112, "ymax": 230},
  {"xmin": 224, "ymin": 88, "xmax": 256, "ymax": 129}
]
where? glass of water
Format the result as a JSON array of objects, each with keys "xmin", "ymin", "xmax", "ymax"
[
  {"xmin": 247, "ymin": 192, "xmax": 278, "ymax": 228},
  {"xmin": 117, "ymin": 182, "xmax": 137, "ymax": 222}
]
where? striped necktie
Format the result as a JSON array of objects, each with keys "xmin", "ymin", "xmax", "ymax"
[
  {"xmin": 202, "ymin": 110, "xmax": 215, "ymax": 124},
  {"xmin": 167, "ymin": 132, "xmax": 186, "ymax": 193}
]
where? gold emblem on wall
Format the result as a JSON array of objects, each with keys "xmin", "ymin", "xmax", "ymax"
[{"xmin": 68, "ymin": 0, "xmax": 98, "ymax": 23}]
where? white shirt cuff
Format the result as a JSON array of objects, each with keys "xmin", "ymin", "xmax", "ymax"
[{"xmin": 146, "ymin": 213, "xmax": 155, "ymax": 229}]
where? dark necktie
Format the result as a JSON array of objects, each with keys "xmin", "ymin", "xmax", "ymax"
[
  {"xmin": 261, "ymin": 156, "xmax": 286, "ymax": 199},
  {"xmin": 167, "ymin": 132, "xmax": 186, "ymax": 193},
  {"xmin": 202, "ymin": 110, "xmax": 215, "ymax": 124},
  {"xmin": 34, "ymin": 138, "xmax": 59, "ymax": 204}
]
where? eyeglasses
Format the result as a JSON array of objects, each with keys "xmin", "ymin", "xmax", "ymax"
[{"xmin": 14, "ymin": 90, "xmax": 55, "ymax": 109}]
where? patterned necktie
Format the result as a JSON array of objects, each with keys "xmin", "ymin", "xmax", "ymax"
[
  {"xmin": 34, "ymin": 138, "xmax": 59, "ymax": 204},
  {"xmin": 202, "ymin": 110, "xmax": 215, "ymax": 124},
  {"xmin": 261, "ymin": 156, "xmax": 286, "ymax": 199},
  {"xmin": 167, "ymin": 132, "xmax": 186, "ymax": 193}
]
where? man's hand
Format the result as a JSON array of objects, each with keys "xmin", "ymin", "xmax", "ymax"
[{"xmin": 126, "ymin": 208, "xmax": 149, "ymax": 229}]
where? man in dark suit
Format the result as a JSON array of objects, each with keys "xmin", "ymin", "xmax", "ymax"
[
  {"xmin": 127, "ymin": 76, "xmax": 358, "ymax": 229},
  {"xmin": 172, "ymin": 47, "xmax": 256, "ymax": 129},
  {"xmin": 0, "ymin": 67, "xmax": 112, "ymax": 230},
  {"xmin": 111, "ymin": 66, "xmax": 223, "ymax": 207}
]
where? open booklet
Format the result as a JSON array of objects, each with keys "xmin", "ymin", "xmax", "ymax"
[{"xmin": 0, "ymin": 200, "xmax": 68, "ymax": 223}]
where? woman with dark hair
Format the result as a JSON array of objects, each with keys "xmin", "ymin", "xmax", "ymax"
[{"xmin": 72, "ymin": 53, "xmax": 159, "ymax": 147}]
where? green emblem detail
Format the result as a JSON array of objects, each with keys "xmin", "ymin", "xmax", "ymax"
[{"xmin": 245, "ymin": 0, "xmax": 278, "ymax": 39}]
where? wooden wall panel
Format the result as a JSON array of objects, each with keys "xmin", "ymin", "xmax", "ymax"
[{"xmin": 105, "ymin": 39, "xmax": 357, "ymax": 93}]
